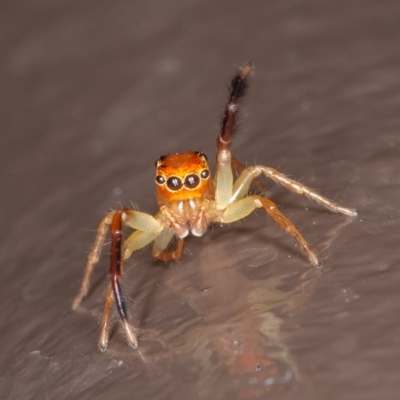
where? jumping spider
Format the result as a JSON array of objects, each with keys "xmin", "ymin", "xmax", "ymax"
[{"xmin": 72, "ymin": 63, "xmax": 357, "ymax": 351}]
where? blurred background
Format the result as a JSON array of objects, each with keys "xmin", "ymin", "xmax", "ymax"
[{"xmin": 1, "ymin": 1, "xmax": 400, "ymax": 399}]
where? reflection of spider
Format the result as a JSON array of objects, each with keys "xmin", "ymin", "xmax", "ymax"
[{"xmin": 72, "ymin": 63, "xmax": 357, "ymax": 351}]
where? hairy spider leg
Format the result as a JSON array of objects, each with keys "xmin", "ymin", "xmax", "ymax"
[
  {"xmin": 73, "ymin": 208, "xmax": 164, "ymax": 310},
  {"xmin": 213, "ymin": 62, "xmax": 356, "ymax": 268},
  {"xmin": 230, "ymin": 165, "xmax": 357, "ymax": 216},
  {"xmin": 231, "ymin": 156, "xmax": 266, "ymax": 195},
  {"xmin": 98, "ymin": 283, "xmax": 114, "ymax": 351},
  {"xmin": 97, "ymin": 210, "xmax": 137, "ymax": 351},
  {"xmin": 74, "ymin": 207, "xmax": 166, "ymax": 351},
  {"xmin": 218, "ymin": 62, "xmax": 252, "ymax": 152},
  {"xmin": 215, "ymin": 62, "xmax": 252, "ymax": 209},
  {"xmin": 216, "ymin": 195, "xmax": 320, "ymax": 266},
  {"xmin": 72, "ymin": 212, "xmax": 114, "ymax": 310},
  {"xmin": 99, "ymin": 210, "xmax": 165, "ymax": 351}
]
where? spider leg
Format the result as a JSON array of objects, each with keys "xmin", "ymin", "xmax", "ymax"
[
  {"xmin": 73, "ymin": 207, "xmax": 163, "ymax": 351},
  {"xmin": 216, "ymin": 195, "xmax": 320, "ymax": 267},
  {"xmin": 99, "ymin": 219, "xmax": 160, "ymax": 351},
  {"xmin": 98, "ymin": 282, "xmax": 114, "ymax": 351},
  {"xmin": 100, "ymin": 222, "xmax": 180, "ymax": 350},
  {"xmin": 152, "ymin": 229, "xmax": 184, "ymax": 261},
  {"xmin": 123, "ymin": 209, "xmax": 164, "ymax": 233},
  {"xmin": 231, "ymin": 156, "xmax": 266, "ymax": 195},
  {"xmin": 215, "ymin": 62, "xmax": 252, "ymax": 209},
  {"xmin": 218, "ymin": 62, "xmax": 252, "ymax": 153},
  {"xmin": 230, "ymin": 165, "xmax": 357, "ymax": 216},
  {"xmin": 72, "ymin": 211, "xmax": 114, "ymax": 310},
  {"xmin": 99, "ymin": 210, "xmax": 137, "ymax": 350}
]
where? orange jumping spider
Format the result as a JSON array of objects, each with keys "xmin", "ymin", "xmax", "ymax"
[{"xmin": 72, "ymin": 63, "xmax": 357, "ymax": 351}]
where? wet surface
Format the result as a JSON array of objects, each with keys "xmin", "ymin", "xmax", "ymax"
[{"xmin": 1, "ymin": 1, "xmax": 400, "ymax": 399}]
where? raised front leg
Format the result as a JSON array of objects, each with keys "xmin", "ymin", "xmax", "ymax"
[
  {"xmin": 215, "ymin": 62, "xmax": 252, "ymax": 209},
  {"xmin": 231, "ymin": 165, "xmax": 357, "ymax": 216},
  {"xmin": 217, "ymin": 195, "xmax": 320, "ymax": 267}
]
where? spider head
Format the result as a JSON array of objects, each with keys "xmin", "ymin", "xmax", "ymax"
[{"xmin": 155, "ymin": 151, "xmax": 214, "ymax": 205}]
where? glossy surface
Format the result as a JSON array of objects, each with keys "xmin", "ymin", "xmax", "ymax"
[{"xmin": 1, "ymin": 1, "xmax": 400, "ymax": 399}]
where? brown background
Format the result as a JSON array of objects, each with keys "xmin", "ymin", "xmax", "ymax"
[{"xmin": 1, "ymin": 1, "xmax": 400, "ymax": 399}]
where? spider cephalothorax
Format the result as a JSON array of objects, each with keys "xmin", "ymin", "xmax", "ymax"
[
  {"xmin": 155, "ymin": 152, "xmax": 214, "ymax": 205},
  {"xmin": 72, "ymin": 62, "xmax": 357, "ymax": 351}
]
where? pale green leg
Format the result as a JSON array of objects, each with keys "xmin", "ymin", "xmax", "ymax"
[
  {"xmin": 152, "ymin": 229, "xmax": 174, "ymax": 256},
  {"xmin": 152, "ymin": 229, "xmax": 184, "ymax": 261},
  {"xmin": 230, "ymin": 166, "xmax": 357, "ymax": 216},
  {"xmin": 124, "ymin": 209, "xmax": 163, "ymax": 232},
  {"xmin": 123, "ymin": 230, "xmax": 160, "ymax": 259},
  {"xmin": 215, "ymin": 149, "xmax": 233, "ymax": 210},
  {"xmin": 218, "ymin": 195, "xmax": 320, "ymax": 267}
]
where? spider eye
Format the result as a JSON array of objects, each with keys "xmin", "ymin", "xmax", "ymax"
[
  {"xmin": 155, "ymin": 175, "xmax": 165, "ymax": 185},
  {"xmin": 155, "ymin": 155, "xmax": 166, "ymax": 167},
  {"xmin": 200, "ymin": 169, "xmax": 210, "ymax": 179},
  {"xmin": 184, "ymin": 174, "xmax": 200, "ymax": 189},
  {"xmin": 166, "ymin": 176, "xmax": 183, "ymax": 191},
  {"xmin": 199, "ymin": 153, "xmax": 208, "ymax": 161}
]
